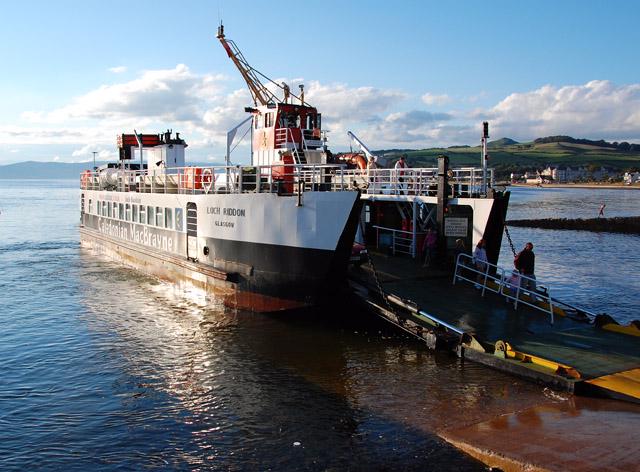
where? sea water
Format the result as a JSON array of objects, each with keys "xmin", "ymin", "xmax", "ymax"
[{"xmin": 0, "ymin": 180, "xmax": 637, "ymax": 470}]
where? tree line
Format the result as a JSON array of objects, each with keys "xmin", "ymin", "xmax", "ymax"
[{"xmin": 533, "ymin": 136, "xmax": 640, "ymax": 152}]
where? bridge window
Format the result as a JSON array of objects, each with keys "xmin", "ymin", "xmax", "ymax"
[
  {"xmin": 147, "ymin": 206, "xmax": 155, "ymax": 226},
  {"xmin": 280, "ymin": 113, "xmax": 298, "ymax": 128},
  {"xmin": 165, "ymin": 207, "xmax": 173, "ymax": 230},
  {"xmin": 175, "ymin": 208, "xmax": 184, "ymax": 231},
  {"xmin": 132, "ymin": 204, "xmax": 139, "ymax": 223},
  {"xmin": 139, "ymin": 205, "xmax": 146, "ymax": 224},
  {"xmin": 155, "ymin": 206, "xmax": 163, "ymax": 227},
  {"xmin": 125, "ymin": 203, "xmax": 131, "ymax": 221}
]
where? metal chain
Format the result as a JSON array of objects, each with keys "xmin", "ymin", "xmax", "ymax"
[
  {"xmin": 358, "ymin": 220, "xmax": 396, "ymax": 314},
  {"xmin": 366, "ymin": 250, "xmax": 396, "ymax": 313},
  {"xmin": 503, "ymin": 222, "xmax": 517, "ymax": 258}
]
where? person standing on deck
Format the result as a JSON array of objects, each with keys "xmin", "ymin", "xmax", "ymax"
[
  {"xmin": 515, "ymin": 242, "xmax": 537, "ymax": 301},
  {"xmin": 367, "ymin": 155, "xmax": 377, "ymax": 189},
  {"xmin": 598, "ymin": 203, "xmax": 606, "ymax": 218},
  {"xmin": 422, "ymin": 228, "xmax": 438, "ymax": 268},
  {"xmin": 394, "ymin": 155, "xmax": 408, "ymax": 194},
  {"xmin": 472, "ymin": 239, "xmax": 488, "ymax": 289},
  {"xmin": 452, "ymin": 239, "xmax": 466, "ymax": 266}
]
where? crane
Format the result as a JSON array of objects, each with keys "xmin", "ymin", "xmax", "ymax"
[{"xmin": 216, "ymin": 23, "xmax": 307, "ymax": 107}]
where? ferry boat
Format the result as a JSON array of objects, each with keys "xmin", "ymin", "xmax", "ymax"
[
  {"xmin": 79, "ymin": 131, "xmax": 361, "ymax": 311},
  {"xmin": 79, "ymin": 26, "xmax": 363, "ymax": 312},
  {"xmin": 79, "ymin": 25, "xmax": 508, "ymax": 312}
]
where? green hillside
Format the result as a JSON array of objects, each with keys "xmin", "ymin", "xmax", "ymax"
[{"xmin": 382, "ymin": 139, "xmax": 640, "ymax": 179}]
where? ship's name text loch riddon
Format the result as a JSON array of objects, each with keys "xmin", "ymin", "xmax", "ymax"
[
  {"xmin": 207, "ymin": 206, "xmax": 247, "ymax": 217},
  {"xmin": 98, "ymin": 219, "xmax": 176, "ymax": 252}
]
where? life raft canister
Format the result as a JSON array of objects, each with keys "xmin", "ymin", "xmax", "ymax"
[{"xmin": 81, "ymin": 170, "xmax": 92, "ymax": 189}]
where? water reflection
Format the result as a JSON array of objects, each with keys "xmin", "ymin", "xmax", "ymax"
[{"xmin": 76, "ymin": 251, "xmax": 493, "ymax": 469}]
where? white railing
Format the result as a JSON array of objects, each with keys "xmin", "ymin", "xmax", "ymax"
[
  {"xmin": 452, "ymin": 253, "xmax": 554, "ymax": 324},
  {"xmin": 343, "ymin": 167, "xmax": 494, "ymax": 197},
  {"xmin": 80, "ymin": 164, "xmax": 349, "ymax": 195},
  {"xmin": 373, "ymin": 225, "xmax": 424, "ymax": 256}
]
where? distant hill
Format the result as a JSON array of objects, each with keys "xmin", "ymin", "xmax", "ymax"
[
  {"xmin": 534, "ymin": 135, "xmax": 640, "ymax": 152},
  {"xmin": 0, "ymin": 160, "xmax": 228, "ymax": 179},
  {"xmin": 488, "ymin": 137, "xmax": 519, "ymax": 148},
  {"xmin": 0, "ymin": 161, "xmax": 103, "ymax": 179},
  {"xmin": 378, "ymin": 135, "xmax": 640, "ymax": 179}
]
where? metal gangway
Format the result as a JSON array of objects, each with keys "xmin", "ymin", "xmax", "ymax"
[{"xmin": 452, "ymin": 253, "xmax": 556, "ymax": 324}]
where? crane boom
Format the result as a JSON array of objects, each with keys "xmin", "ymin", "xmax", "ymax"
[
  {"xmin": 347, "ymin": 131, "xmax": 377, "ymax": 161},
  {"xmin": 216, "ymin": 24, "xmax": 281, "ymax": 107}
]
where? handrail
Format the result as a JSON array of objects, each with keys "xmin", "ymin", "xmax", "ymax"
[
  {"xmin": 80, "ymin": 163, "xmax": 350, "ymax": 195},
  {"xmin": 452, "ymin": 253, "xmax": 555, "ymax": 324},
  {"xmin": 344, "ymin": 167, "xmax": 495, "ymax": 197},
  {"xmin": 373, "ymin": 224, "xmax": 425, "ymax": 256}
]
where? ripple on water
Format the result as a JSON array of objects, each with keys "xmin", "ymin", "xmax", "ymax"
[{"xmin": 0, "ymin": 180, "xmax": 637, "ymax": 470}]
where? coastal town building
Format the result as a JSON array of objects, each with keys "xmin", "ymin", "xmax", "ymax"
[
  {"xmin": 539, "ymin": 166, "xmax": 620, "ymax": 183},
  {"xmin": 623, "ymin": 171, "xmax": 640, "ymax": 185}
]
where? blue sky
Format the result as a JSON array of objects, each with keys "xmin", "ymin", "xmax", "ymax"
[{"xmin": 1, "ymin": 0, "xmax": 640, "ymax": 164}]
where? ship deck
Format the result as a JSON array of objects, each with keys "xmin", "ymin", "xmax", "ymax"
[{"xmin": 349, "ymin": 251, "xmax": 640, "ymax": 403}]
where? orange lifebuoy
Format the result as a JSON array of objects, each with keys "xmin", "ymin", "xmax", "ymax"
[
  {"xmin": 81, "ymin": 170, "xmax": 92, "ymax": 189},
  {"xmin": 338, "ymin": 153, "xmax": 367, "ymax": 170}
]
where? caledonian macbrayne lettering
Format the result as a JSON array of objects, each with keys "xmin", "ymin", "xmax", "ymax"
[
  {"xmin": 98, "ymin": 219, "xmax": 175, "ymax": 252},
  {"xmin": 207, "ymin": 206, "xmax": 246, "ymax": 217}
]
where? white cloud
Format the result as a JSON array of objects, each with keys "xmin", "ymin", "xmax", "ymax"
[
  {"xmin": 356, "ymin": 110, "xmax": 454, "ymax": 147},
  {"xmin": 6, "ymin": 69, "xmax": 640, "ymax": 164},
  {"xmin": 108, "ymin": 66, "xmax": 127, "ymax": 74},
  {"xmin": 52, "ymin": 156, "xmax": 60, "ymax": 161},
  {"xmin": 71, "ymin": 144, "xmax": 115, "ymax": 160},
  {"xmin": 23, "ymin": 64, "xmax": 226, "ymax": 124},
  {"xmin": 421, "ymin": 93, "xmax": 451, "ymax": 106},
  {"xmin": 302, "ymin": 81, "xmax": 406, "ymax": 146},
  {"xmin": 484, "ymin": 80, "xmax": 640, "ymax": 141}
]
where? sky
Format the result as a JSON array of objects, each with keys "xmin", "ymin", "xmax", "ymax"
[{"xmin": 1, "ymin": 0, "xmax": 640, "ymax": 165}]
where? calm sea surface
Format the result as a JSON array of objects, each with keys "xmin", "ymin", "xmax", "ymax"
[
  {"xmin": 0, "ymin": 180, "xmax": 638, "ymax": 470},
  {"xmin": 500, "ymin": 186, "xmax": 640, "ymax": 321}
]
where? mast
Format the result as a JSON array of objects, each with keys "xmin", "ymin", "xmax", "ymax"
[{"xmin": 481, "ymin": 121, "xmax": 489, "ymax": 195}]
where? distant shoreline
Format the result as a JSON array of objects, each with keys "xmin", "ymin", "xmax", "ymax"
[{"xmin": 511, "ymin": 183, "xmax": 640, "ymax": 190}]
